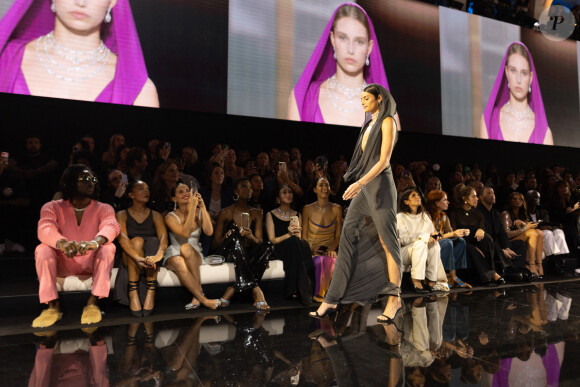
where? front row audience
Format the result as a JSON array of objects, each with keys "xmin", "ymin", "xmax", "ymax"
[{"xmin": 31, "ymin": 162, "xmax": 579, "ymax": 327}]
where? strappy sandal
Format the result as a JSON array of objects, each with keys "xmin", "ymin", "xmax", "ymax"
[
  {"xmin": 128, "ymin": 280, "xmax": 142, "ymax": 317},
  {"xmin": 219, "ymin": 298, "xmax": 230, "ymax": 308},
  {"xmin": 185, "ymin": 302, "xmax": 200, "ymax": 310},
  {"xmin": 254, "ymin": 300, "xmax": 270, "ymax": 310},
  {"xmin": 454, "ymin": 277, "xmax": 472, "ymax": 289},
  {"xmin": 142, "ymin": 280, "xmax": 158, "ymax": 317}
]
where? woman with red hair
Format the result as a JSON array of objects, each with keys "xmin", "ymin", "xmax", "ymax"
[{"xmin": 425, "ymin": 190, "xmax": 471, "ymax": 289}]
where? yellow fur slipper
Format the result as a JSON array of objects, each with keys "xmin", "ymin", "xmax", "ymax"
[
  {"xmin": 81, "ymin": 305, "xmax": 102, "ymax": 325},
  {"xmin": 31, "ymin": 309, "xmax": 62, "ymax": 328}
]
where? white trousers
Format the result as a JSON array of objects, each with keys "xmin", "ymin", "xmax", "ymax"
[
  {"xmin": 542, "ymin": 229, "xmax": 569, "ymax": 257},
  {"xmin": 401, "ymin": 240, "xmax": 440, "ymax": 281}
]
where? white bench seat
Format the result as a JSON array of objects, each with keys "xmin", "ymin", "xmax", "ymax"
[{"xmin": 55, "ymin": 260, "xmax": 286, "ymax": 292}]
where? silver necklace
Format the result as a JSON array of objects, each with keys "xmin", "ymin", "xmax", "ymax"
[
  {"xmin": 327, "ymin": 74, "xmax": 367, "ymax": 113},
  {"xmin": 367, "ymin": 111, "xmax": 379, "ymax": 130},
  {"xmin": 36, "ymin": 32, "xmax": 111, "ymax": 83},
  {"xmin": 502, "ymin": 101, "xmax": 534, "ymax": 133},
  {"xmin": 316, "ymin": 202, "xmax": 330, "ymax": 214},
  {"xmin": 275, "ymin": 208, "xmax": 294, "ymax": 220}
]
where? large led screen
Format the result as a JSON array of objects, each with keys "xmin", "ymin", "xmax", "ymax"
[{"xmin": 1, "ymin": 0, "xmax": 579, "ymax": 147}]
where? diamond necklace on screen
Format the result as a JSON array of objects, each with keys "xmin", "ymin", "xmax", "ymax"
[
  {"xmin": 502, "ymin": 101, "xmax": 534, "ymax": 133},
  {"xmin": 36, "ymin": 32, "xmax": 111, "ymax": 83},
  {"xmin": 327, "ymin": 74, "xmax": 367, "ymax": 113}
]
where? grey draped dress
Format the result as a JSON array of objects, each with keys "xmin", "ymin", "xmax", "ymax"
[{"xmin": 324, "ymin": 84, "xmax": 402, "ymax": 305}]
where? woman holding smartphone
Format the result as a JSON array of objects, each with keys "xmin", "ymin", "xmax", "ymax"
[
  {"xmin": 265, "ymin": 185, "xmax": 314, "ymax": 305},
  {"xmin": 212, "ymin": 177, "xmax": 274, "ymax": 310},
  {"xmin": 163, "ymin": 183, "xmax": 222, "ymax": 310},
  {"xmin": 310, "ymin": 84, "xmax": 402, "ymax": 325}
]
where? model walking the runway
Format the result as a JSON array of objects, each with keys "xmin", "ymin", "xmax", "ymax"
[{"xmin": 310, "ymin": 84, "xmax": 402, "ymax": 324}]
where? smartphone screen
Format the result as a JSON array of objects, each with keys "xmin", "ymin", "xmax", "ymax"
[
  {"xmin": 279, "ymin": 161, "xmax": 287, "ymax": 172},
  {"xmin": 121, "ymin": 173, "xmax": 128, "ymax": 185},
  {"xmin": 241, "ymin": 212, "xmax": 250, "ymax": 229}
]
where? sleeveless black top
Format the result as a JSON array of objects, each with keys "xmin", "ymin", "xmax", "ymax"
[{"xmin": 126, "ymin": 210, "xmax": 156, "ymax": 239}]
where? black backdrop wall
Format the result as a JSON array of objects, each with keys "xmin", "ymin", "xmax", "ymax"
[{"xmin": 0, "ymin": 92, "xmax": 577, "ymax": 175}]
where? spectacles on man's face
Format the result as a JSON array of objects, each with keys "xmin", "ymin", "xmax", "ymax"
[{"xmin": 78, "ymin": 176, "xmax": 98, "ymax": 184}]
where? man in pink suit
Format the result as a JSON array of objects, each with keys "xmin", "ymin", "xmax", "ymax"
[{"xmin": 33, "ymin": 165, "xmax": 120, "ymax": 328}]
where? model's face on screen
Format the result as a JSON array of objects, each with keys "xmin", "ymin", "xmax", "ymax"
[
  {"xmin": 55, "ymin": 0, "xmax": 117, "ymax": 33},
  {"xmin": 330, "ymin": 17, "xmax": 373, "ymax": 75},
  {"xmin": 505, "ymin": 53, "xmax": 533, "ymax": 101}
]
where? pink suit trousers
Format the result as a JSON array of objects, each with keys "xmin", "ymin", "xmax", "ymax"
[{"xmin": 35, "ymin": 243, "xmax": 116, "ymax": 304}]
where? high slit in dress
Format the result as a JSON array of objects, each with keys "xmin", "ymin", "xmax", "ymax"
[{"xmin": 324, "ymin": 85, "xmax": 401, "ymax": 305}]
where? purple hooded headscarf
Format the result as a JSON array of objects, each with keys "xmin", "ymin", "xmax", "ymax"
[
  {"xmin": 0, "ymin": 0, "xmax": 149, "ymax": 105},
  {"xmin": 482, "ymin": 42, "xmax": 548, "ymax": 144},
  {"xmin": 293, "ymin": 2, "xmax": 389, "ymax": 123}
]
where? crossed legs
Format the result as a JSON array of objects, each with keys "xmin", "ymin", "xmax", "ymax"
[{"xmin": 165, "ymin": 243, "xmax": 220, "ymax": 309}]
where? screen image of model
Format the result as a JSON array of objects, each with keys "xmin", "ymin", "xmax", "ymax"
[{"xmin": 440, "ymin": 7, "xmax": 580, "ymax": 147}]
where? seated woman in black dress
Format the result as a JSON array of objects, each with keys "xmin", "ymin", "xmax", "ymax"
[
  {"xmin": 212, "ymin": 177, "xmax": 274, "ymax": 309},
  {"xmin": 448, "ymin": 186, "xmax": 505, "ymax": 285},
  {"xmin": 265, "ymin": 184, "xmax": 314, "ymax": 305},
  {"xmin": 115, "ymin": 181, "xmax": 168, "ymax": 316}
]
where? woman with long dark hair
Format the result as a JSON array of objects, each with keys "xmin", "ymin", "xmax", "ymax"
[
  {"xmin": 448, "ymin": 186, "xmax": 504, "ymax": 285},
  {"xmin": 310, "ymin": 84, "xmax": 401, "ymax": 325}
]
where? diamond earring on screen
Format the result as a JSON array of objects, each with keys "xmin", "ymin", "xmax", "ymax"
[
  {"xmin": 51, "ymin": 1, "xmax": 56, "ymax": 13},
  {"xmin": 365, "ymin": 54, "xmax": 369, "ymax": 66},
  {"xmin": 104, "ymin": 8, "xmax": 112, "ymax": 23},
  {"xmin": 528, "ymin": 84, "xmax": 531, "ymax": 93},
  {"xmin": 333, "ymin": 48, "xmax": 336, "ymax": 60}
]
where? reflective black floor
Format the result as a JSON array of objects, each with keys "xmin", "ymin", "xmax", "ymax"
[{"xmin": 3, "ymin": 281, "xmax": 580, "ymax": 386}]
